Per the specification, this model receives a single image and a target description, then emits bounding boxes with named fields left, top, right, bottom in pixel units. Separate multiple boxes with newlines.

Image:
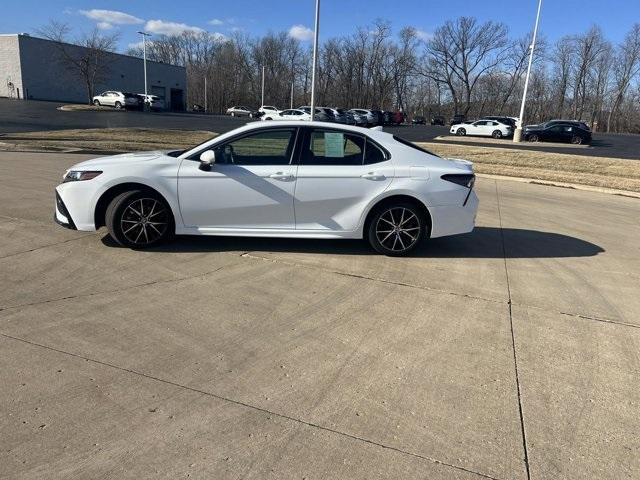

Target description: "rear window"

left=393, top=135, right=440, bottom=158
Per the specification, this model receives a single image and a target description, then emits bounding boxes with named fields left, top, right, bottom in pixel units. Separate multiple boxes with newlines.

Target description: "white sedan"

left=450, top=120, right=513, bottom=138
left=261, top=108, right=311, bottom=121
left=54, top=122, right=478, bottom=256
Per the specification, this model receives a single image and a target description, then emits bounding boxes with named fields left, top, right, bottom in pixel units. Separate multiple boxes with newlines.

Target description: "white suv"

left=92, top=91, right=140, bottom=110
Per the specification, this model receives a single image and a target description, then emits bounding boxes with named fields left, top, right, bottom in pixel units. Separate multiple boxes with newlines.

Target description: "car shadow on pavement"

left=101, top=226, right=604, bottom=259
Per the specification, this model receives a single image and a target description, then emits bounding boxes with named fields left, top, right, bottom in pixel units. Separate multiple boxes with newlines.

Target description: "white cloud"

left=415, top=29, right=433, bottom=41
left=96, top=22, right=113, bottom=30
left=127, top=40, right=146, bottom=50
left=211, top=32, right=228, bottom=42
left=145, top=19, right=205, bottom=36
left=288, top=24, right=314, bottom=41
left=79, top=9, right=143, bottom=25
left=209, top=18, right=224, bottom=26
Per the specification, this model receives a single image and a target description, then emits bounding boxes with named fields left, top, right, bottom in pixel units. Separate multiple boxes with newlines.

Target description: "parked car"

left=349, top=110, right=368, bottom=127
left=480, top=116, right=517, bottom=129
left=525, top=119, right=590, bottom=132
left=192, top=104, right=205, bottom=113
left=524, top=123, right=592, bottom=144
left=298, top=107, right=331, bottom=122
left=259, top=105, right=280, bottom=115
left=92, top=91, right=140, bottom=110
left=431, top=115, right=445, bottom=126
left=450, top=119, right=513, bottom=138
left=370, top=110, right=385, bottom=126
left=412, top=116, right=426, bottom=125
left=349, top=109, right=375, bottom=126
left=325, top=108, right=348, bottom=123
left=226, top=106, right=258, bottom=117
left=261, top=108, right=311, bottom=121
left=54, top=121, right=478, bottom=256
left=136, top=94, right=164, bottom=111
left=392, top=111, right=405, bottom=125
left=450, top=114, right=466, bottom=126
left=317, top=107, right=339, bottom=122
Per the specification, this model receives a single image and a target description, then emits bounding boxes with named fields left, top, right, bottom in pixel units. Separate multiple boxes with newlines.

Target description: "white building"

left=0, top=33, right=186, bottom=110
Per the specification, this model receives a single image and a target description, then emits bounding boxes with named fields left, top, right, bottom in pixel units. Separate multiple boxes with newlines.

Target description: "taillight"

left=441, top=173, right=475, bottom=188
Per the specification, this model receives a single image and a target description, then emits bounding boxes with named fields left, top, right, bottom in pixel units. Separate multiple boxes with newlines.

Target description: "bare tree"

left=607, top=24, right=640, bottom=131
left=423, top=17, right=509, bottom=115
left=38, top=21, right=119, bottom=103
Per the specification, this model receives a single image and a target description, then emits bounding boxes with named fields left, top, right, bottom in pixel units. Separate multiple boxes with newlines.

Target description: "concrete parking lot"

left=1, top=151, right=639, bottom=479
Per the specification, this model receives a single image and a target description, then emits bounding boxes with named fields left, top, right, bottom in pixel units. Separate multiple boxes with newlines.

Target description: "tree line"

left=40, top=17, right=640, bottom=133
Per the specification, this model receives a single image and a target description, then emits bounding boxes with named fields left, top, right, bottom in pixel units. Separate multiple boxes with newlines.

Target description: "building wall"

left=0, top=35, right=23, bottom=98
left=10, top=35, right=186, bottom=109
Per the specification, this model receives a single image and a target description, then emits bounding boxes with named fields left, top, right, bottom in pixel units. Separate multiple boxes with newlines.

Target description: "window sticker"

left=324, top=132, right=345, bottom=157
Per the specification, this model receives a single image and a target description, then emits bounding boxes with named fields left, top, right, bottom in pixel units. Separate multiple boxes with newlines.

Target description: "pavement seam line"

left=0, top=264, right=233, bottom=312
left=0, top=233, right=96, bottom=260
left=495, top=180, right=531, bottom=480
left=239, top=252, right=640, bottom=331
left=0, top=332, right=504, bottom=480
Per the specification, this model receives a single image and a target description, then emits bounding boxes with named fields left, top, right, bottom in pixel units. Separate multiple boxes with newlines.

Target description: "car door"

left=543, top=126, right=563, bottom=142
left=471, top=121, right=489, bottom=136
left=103, top=92, right=114, bottom=106
left=177, top=128, right=299, bottom=229
left=293, top=127, right=393, bottom=231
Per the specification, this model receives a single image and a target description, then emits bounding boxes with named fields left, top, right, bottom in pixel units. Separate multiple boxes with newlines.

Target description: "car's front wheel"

left=456, top=128, right=466, bottom=136
left=527, top=134, right=540, bottom=142
left=367, top=203, right=425, bottom=256
left=93, top=99, right=101, bottom=106
left=105, top=190, right=173, bottom=248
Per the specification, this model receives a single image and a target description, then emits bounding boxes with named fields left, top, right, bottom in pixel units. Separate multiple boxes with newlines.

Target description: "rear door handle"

left=361, top=172, right=386, bottom=180
left=269, top=172, right=294, bottom=181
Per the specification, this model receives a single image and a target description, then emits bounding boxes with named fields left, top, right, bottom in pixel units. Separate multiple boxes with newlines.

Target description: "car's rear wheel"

left=367, top=203, right=425, bottom=256
left=528, top=134, right=539, bottom=142
left=105, top=190, right=173, bottom=248
left=93, top=99, right=100, bottom=106
left=114, top=101, right=122, bottom=110
left=492, top=130, right=503, bottom=139
left=456, top=128, right=466, bottom=136
left=570, top=135, right=583, bottom=145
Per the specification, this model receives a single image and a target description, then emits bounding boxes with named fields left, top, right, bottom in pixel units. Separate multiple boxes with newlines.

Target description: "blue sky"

left=1, top=0, right=638, bottom=51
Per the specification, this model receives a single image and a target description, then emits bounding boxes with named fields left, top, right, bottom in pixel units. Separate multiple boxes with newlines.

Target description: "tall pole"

left=290, top=80, right=294, bottom=109
left=137, top=31, right=151, bottom=110
left=309, top=0, right=320, bottom=121
left=514, top=0, right=542, bottom=142
left=204, top=76, right=207, bottom=112
left=261, top=65, right=265, bottom=107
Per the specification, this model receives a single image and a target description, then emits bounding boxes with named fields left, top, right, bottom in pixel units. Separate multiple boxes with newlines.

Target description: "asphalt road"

left=1, top=98, right=638, bottom=159
left=1, top=151, right=639, bottom=479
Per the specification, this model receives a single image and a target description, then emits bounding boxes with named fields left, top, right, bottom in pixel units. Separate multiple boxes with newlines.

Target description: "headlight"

left=63, top=170, right=102, bottom=182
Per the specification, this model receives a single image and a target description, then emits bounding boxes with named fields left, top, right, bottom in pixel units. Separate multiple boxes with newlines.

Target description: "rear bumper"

left=429, top=191, right=479, bottom=238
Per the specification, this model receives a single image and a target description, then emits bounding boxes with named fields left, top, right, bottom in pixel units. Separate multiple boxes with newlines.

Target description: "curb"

left=476, top=173, right=640, bottom=199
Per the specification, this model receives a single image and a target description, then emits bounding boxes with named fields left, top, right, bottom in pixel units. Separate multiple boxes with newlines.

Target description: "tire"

left=265, top=117, right=273, bottom=120
left=93, top=99, right=100, bottom=106
left=492, top=130, right=503, bottom=139
left=456, top=128, right=466, bottom=136
left=528, top=134, right=539, bottom=142
left=570, top=136, right=583, bottom=145
left=114, top=101, right=122, bottom=110
left=105, top=190, right=174, bottom=248
left=367, top=202, right=426, bottom=256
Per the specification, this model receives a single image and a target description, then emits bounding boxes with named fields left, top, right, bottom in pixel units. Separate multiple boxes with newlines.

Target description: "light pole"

left=290, top=80, right=294, bottom=109
left=137, top=31, right=152, bottom=111
left=513, top=0, right=542, bottom=142
left=309, top=0, right=320, bottom=120
left=261, top=65, right=265, bottom=107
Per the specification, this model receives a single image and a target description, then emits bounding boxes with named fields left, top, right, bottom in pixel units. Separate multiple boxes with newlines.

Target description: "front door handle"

left=361, top=172, right=386, bottom=180
left=269, top=172, right=294, bottom=181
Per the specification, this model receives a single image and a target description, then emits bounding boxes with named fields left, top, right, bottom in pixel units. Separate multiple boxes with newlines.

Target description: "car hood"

left=68, top=151, right=166, bottom=170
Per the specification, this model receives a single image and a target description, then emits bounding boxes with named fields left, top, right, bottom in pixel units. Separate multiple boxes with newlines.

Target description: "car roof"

left=238, top=120, right=393, bottom=140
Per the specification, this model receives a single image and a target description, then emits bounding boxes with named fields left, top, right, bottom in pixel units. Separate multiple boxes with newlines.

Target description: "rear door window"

left=302, top=130, right=365, bottom=165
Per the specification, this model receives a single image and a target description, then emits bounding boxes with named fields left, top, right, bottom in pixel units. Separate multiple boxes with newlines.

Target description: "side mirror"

left=199, top=150, right=216, bottom=171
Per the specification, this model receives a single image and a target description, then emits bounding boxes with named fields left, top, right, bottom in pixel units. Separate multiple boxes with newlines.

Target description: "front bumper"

left=54, top=191, right=77, bottom=230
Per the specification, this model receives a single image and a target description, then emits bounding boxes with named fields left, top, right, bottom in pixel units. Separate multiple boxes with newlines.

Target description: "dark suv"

left=431, top=115, right=445, bottom=126
left=450, top=114, right=466, bottom=126
left=524, top=123, right=592, bottom=145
